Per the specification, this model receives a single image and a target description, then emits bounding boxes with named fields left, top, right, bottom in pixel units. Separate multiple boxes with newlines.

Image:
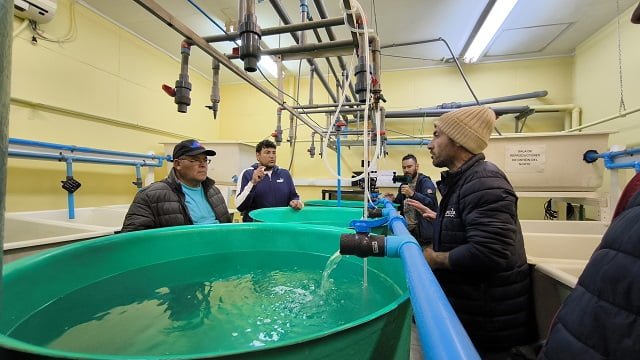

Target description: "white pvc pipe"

left=529, top=104, right=581, bottom=130
left=563, top=106, right=640, bottom=133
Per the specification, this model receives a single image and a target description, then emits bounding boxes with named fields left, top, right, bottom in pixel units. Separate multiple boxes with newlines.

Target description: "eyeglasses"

left=179, top=158, right=211, bottom=165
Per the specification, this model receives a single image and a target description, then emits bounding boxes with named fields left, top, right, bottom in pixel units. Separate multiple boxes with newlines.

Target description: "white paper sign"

left=505, top=145, right=546, bottom=173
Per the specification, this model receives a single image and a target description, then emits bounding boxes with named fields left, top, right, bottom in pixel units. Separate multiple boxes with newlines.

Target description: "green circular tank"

left=305, top=199, right=399, bottom=209
left=249, top=206, right=366, bottom=227
left=0, top=223, right=410, bottom=359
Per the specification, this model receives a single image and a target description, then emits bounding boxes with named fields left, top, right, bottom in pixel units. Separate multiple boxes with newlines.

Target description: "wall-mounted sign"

left=505, top=145, right=546, bottom=173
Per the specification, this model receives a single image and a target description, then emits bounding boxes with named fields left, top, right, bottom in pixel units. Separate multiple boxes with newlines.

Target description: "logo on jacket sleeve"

left=444, top=207, right=457, bottom=218
left=276, top=178, right=284, bottom=183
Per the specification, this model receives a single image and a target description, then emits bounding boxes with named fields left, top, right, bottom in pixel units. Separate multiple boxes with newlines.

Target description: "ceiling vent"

left=486, top=23, right=571, bottom=56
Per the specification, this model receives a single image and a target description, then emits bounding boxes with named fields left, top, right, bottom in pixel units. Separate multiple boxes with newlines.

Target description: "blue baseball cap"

left=172, top=139, right=216, bottom=161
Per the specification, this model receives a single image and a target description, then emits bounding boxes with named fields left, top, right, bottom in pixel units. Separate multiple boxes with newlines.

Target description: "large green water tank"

left=0, top=223, right=410, bottom=359
left=304, top=199, right=400, bottom=209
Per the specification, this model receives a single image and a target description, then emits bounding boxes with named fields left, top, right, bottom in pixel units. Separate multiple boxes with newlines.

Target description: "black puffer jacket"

left=538, top=190, right=640, bottom=359
left=433, top=154, right=534, bottom=352
left=121, top=169, right=231, bottom=232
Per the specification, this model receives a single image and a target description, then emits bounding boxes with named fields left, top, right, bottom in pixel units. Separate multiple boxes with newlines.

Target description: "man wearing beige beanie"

left=423, top=106, right=535, bottom=358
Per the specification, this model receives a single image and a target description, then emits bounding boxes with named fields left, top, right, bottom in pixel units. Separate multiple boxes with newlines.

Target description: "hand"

left=422, top=208, right=437, bottom=221
left=405, top=199, right=437, bottom=221
left=400, top=185, right=414, bottom=198
left=251, top=166, right=266, bottom=185
left=289, top=199, right=304, bottom=210
left=383, top=193, right=395, bottom=201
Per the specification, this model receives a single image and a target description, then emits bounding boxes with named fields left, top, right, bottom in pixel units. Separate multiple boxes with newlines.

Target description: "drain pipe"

left=340, top=201, right=480, bottom=360
left=209, top=59, right=221, bottom=119
left=1, top=0, right=14, bottom=292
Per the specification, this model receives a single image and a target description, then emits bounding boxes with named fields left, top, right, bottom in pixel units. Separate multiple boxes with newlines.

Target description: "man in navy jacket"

left=391, top=154, right=438, bottom=245
left=235, top=140, right=303, bottom=222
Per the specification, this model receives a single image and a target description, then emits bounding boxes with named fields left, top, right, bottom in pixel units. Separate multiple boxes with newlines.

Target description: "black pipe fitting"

left=367, top=208, right=383, bottom=218
left=354, top=60, right=370, bottom=103
left=340, top=233, right=386, bottom=258
left=174, top=75, right=192, bottom=113
left=239, top=19, right=262, bottom=72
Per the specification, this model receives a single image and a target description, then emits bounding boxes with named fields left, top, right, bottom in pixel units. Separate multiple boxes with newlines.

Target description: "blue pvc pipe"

left=8, top=149, right=165, bottom=167
left=65, top=159, right=75, bottom=220
left=9, top=138, right=170, bottom=161
left=386, top=139, right=431, bottom=146
left=585, top=147, right=640, bottom=162
left=379, top=200, right=480, bottom=360
left=604, top=160, right=640, bottom=172
left=8, top=149, right=165, bottom=219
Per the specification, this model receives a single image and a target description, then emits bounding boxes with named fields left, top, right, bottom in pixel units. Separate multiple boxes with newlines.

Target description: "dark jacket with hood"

left=538, top=184, right=640, bottom=359
left=433, top=153, right=534, bottom=352
left=121, top=169, right=231, bottom=232
left=393, top=172, right=438, bottom=245
left=236, top=164, right=300, bottom=222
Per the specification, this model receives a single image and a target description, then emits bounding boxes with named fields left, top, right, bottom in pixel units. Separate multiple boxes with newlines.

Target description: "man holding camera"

left=389, top=154, right=438, bottom=245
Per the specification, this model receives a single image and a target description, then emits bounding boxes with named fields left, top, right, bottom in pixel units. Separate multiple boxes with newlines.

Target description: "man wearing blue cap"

left=122, top=139, right=232, bottom=232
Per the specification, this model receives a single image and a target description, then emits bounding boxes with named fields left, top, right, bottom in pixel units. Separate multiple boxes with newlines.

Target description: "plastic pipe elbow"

left=385, top=235, right=420, bottom=258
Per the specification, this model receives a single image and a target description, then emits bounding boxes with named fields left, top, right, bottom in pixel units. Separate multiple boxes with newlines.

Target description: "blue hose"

left=379, top=199, right=480, bottom=360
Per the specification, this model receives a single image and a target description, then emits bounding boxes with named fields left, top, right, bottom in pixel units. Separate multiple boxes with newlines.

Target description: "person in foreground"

left=423, top=106, right=535, bottom=358
left=537, top=173, right=640, bottom=359
left=235, top=139, right=303, bottom=222
left=121, top=139, right=232, bottom=232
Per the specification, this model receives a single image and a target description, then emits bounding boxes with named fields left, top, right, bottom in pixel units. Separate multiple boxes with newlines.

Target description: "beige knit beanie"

left=433, top=106, right=496, bottom=154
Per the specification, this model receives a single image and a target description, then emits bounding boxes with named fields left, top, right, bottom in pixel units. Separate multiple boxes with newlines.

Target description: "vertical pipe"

left=309, top=65, right=315, bottom=104
left=336, top=132, right=342, bottom=206
left=369, top=34, right=381, bottom=97
left=1, top=0, right=14, bottom=292
left=299, top=0, right=308, bottom=45
left=210, top=59, right=220, bottom=119
left=175, top=41, right=192, bottom=113
left=135, top=165, right=143, bottom=189
left=66, top=160, right=76, bottom=219
left=273, top=56, right=284, bottom=145
left=238, top=0, right=261, bottom=72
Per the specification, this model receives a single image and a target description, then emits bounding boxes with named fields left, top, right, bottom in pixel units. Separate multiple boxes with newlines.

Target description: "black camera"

left=392, top=171, right=412, bottom=184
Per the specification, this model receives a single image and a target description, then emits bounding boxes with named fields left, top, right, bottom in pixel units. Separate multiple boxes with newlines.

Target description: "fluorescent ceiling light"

left=463, top=0, right=518, bottom=63
left=259, top=56, right=279, bottom=77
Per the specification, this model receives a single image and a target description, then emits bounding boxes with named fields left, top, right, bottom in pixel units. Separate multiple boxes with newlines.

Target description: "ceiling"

left=78, top=0, right=639, bottom=85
